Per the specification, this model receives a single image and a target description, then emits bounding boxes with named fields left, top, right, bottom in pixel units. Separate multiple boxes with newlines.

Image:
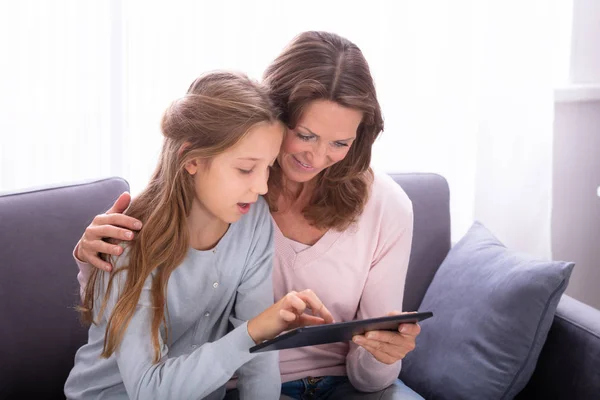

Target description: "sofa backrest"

left=390, top=173, right=451, bottom=312
left=0, top=173, right=451, bottom=398
left=0, top=178, right=129, bottom=399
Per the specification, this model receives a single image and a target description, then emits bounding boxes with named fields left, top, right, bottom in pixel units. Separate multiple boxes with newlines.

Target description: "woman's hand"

left=247, top=289, right=334, bottom=344
left=352, top=311, right=421, bottom=364
left=75, top=192, right=142, bottom=271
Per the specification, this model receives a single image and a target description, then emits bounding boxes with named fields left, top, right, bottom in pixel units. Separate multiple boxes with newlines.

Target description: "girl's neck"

left=187, top=201, right=229, bottom=251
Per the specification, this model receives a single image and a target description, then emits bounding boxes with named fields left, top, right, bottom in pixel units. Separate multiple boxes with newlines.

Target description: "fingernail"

left=125, top=231, right=133, bottom=239
left=353, top=337, right=364, bottom=345
left=366, top=332, right=375, bottom=340
left=134, top=222, right=142, bottom=229
left=400, top=325, right=408, bottom=333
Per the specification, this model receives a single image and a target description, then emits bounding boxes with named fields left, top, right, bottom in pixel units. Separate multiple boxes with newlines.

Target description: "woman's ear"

left=178, top=142, right=192, bottom=157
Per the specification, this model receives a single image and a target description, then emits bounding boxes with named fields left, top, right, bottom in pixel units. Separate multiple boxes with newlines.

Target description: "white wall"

left=552, top=0, right=600, bottom=309
left=552, top=100, right=600, bottom=310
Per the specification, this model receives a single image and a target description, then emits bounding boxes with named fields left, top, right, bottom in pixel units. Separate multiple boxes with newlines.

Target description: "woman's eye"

left=238, top=169, right=253, bottom=174
left=296, top=132, right=313, bottom=141
left=333, top=142, right=349, bottom=148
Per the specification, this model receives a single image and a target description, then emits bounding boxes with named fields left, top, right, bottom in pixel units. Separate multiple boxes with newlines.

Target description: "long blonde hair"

left=79, top=71, right=281, bottom=362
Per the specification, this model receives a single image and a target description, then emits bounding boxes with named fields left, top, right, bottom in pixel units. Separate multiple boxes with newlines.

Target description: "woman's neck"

left=187, top=201, right=229, bottom=251
left=279, top=175, right=316, bottom=211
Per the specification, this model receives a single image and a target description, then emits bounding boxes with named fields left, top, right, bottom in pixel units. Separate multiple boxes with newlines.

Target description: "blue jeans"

left=280, top=376, right=423, bottom=400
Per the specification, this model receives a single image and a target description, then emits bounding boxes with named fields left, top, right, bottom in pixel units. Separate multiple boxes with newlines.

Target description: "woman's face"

left=278, top=99, right=363, bottom=184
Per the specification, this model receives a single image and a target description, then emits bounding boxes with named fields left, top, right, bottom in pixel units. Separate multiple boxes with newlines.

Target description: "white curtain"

left=0, top=0, right=566, bottom=259
left=0, top=1, right=115, bottom=190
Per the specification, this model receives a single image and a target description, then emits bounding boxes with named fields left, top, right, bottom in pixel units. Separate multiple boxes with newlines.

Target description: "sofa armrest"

left=517, top=294, right=600, bottom=399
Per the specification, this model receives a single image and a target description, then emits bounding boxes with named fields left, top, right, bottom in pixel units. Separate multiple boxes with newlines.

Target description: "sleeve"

left=73, top=244, right=95, bottom=300
left=346, top=179, right=414, bottom=392
left=228, top=200, right=281, bottom=399
left=99, top=251, right=261, bottom=400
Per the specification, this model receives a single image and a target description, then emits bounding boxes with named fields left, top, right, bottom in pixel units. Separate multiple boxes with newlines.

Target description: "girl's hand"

left=247, top=289, right=334, bottom=344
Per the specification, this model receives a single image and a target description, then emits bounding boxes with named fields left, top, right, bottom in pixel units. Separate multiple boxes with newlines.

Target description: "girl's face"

left=278, top=99, right=363, bottom=184
left=185, top=121, right=284, bottom=223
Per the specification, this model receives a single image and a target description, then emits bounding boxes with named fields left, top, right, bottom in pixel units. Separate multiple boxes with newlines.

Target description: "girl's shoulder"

left=227, top=196, right=273, bottom=247
left=108, top=241, right=132, bottom=268
left=238, top=196, right=271, bottom=228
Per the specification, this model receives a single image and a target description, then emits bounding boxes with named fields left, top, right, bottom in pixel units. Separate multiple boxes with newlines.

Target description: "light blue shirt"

left=64, top=197, right=280, bottom=400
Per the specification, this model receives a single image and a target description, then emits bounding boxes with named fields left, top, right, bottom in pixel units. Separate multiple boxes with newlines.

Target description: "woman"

left=74, top=32, right=422, bottom=399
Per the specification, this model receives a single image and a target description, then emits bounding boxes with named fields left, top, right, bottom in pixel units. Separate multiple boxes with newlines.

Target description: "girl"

left=64, top=71, right=333, bottom=400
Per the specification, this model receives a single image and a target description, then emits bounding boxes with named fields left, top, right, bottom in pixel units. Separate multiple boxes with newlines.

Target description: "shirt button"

left=204, top=312, right=211, bottom=317
left=213, top=282, right=219, bottom=288
left=191, top=344, right=198, bottom=349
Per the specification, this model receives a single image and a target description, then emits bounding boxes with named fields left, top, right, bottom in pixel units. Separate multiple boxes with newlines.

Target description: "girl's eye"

left=238, top=169, right=253, bottom=174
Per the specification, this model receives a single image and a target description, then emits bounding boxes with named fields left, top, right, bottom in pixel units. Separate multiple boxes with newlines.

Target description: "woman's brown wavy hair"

left=263, top=31, right=384, bottom=230
left=79, top=71, right=281, bottom=362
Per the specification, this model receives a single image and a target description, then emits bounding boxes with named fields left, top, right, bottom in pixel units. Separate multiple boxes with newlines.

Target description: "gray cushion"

left=0, top=178, right=129, bottom=400
left=389, top=173, right=451, bottom=312
left=400, top=222, right=574, bottom=400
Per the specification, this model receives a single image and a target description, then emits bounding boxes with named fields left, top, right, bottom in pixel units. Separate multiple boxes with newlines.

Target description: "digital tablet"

left=249, top=311, right=433, bottom=353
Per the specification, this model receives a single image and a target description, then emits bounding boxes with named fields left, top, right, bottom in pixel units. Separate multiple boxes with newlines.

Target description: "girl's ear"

left=180, top=142, right=197, bottom=175
left=184, top=158, right=199, bottom=176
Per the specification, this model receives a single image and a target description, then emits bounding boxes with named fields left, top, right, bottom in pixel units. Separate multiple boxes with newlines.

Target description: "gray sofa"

left=1, top=174, right=599, bottom=399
